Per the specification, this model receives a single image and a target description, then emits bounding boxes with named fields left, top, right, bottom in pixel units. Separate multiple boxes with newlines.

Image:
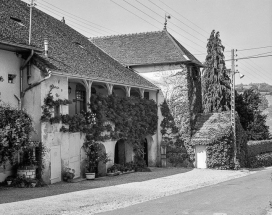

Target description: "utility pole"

left=28, top=0, right=35, bottom=45
left=230, top=49, right=237, bottom=165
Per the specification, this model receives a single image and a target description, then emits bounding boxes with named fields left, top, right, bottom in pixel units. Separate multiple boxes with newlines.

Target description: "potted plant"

left=84, top=140, right=110, bottom=180
left=63, top=168, right=75, bottom=182
left=6, top=176, right=14, bottom=186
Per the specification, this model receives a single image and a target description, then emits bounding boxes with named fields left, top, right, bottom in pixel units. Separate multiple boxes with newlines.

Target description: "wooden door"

left=51, top=146, right=61, bottom=183
left=196, top=145, right=207, bottom=168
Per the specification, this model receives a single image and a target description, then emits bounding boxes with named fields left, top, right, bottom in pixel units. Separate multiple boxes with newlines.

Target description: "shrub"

left=0, top=104, right=35, bottom=165
left=247, top=140, right=272, bottom=157
left=248, top=152, right=272, bottom=168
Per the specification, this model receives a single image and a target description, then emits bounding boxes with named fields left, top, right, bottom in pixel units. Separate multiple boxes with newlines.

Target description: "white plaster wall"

left=23, top=65, right=42, bottom=141
left=41, top=122, right=86, bottom=184
left=0, top=49, right=22, bottom=107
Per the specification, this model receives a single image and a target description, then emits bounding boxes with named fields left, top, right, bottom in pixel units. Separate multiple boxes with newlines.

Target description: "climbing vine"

left=160, top=100, right=188, bottom=166
left=42, top=92, right=158, bottom=154
left=0, top=104, right=36, bottom=165
left=40, top=84, right=71, bottom=122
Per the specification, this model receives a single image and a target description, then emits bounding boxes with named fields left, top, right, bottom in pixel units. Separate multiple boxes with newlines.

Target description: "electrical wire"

left=147, top=0, right=208, bottom=40
left=122, top=0, right=205, bottom=52
left=158, top=0, right=210, bottom=35
left=135, top=0, right=207, bottom=45
left=40, top=0, right=120, bottom=34
left=110, top=0, right=160, bottom=30
left=225, top=54, right=272, bottom=61
left=237, top=46, right=272, bottom=52
left=37, top=4, right=104, bottom=36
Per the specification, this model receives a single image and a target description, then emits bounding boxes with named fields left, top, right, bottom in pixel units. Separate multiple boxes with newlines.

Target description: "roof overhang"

left=52, top=71, right=160, bottom=91
left=0, top=40, right=43, bottom=53
left=126, top=60, right=203, bottom=68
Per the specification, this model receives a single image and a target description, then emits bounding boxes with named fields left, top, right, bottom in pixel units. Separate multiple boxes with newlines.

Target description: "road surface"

left=98, top=168, right=272, bottom=215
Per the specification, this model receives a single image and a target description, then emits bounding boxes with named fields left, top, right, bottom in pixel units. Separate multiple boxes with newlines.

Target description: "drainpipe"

left=156, top=89, right=161, bottom=166
left=22, top=69, right=52, bottom=98
left=20, top=50, right=34, bottom=109
left=14, top=94, right=21, bottom=109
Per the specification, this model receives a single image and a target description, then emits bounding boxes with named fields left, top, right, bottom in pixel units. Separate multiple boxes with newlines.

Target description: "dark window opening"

left=144, top=92, right=149, bottom=100
left=8, top=74, right=16, bottom=84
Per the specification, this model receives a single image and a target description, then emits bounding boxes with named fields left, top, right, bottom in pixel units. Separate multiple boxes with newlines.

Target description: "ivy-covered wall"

left=157, top=64, right=202, bottom=166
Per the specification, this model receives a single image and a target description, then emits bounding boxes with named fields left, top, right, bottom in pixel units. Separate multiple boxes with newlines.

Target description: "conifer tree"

left=202, top=30, right=231, bottom=113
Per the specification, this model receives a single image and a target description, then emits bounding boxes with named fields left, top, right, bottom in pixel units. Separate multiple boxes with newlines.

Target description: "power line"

left=39, top=0, right=120, bottom=34
left=135, top=0, right=207, bottom=45
left=225, top=54, right=272, bottom=61
left=158, top=0, right=210, bottom=35
left=37, top=4, right=105, bottom=36
left=110, top=0, right=160, bottom=30
left=147, top=0, right=208, bottom=40
left=122, top=0, right=205, bottom=52
left=237, top=45, right=272, bottom=52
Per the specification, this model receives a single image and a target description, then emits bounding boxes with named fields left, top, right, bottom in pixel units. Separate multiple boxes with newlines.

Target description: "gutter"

left=20, top=50, right=34, bottom=109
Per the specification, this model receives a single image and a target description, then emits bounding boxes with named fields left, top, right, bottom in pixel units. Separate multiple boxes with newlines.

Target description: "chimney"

left=44, top=38, right=48, bottom=57
left=61, top=17, right=65, bottom=24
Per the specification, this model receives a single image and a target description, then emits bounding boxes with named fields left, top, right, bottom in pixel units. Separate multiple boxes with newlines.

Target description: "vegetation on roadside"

left=235, top=88, right=271, bottom=140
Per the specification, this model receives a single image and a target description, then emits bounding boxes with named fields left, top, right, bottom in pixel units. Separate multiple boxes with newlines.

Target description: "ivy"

left=41, top=84, right=71, bottom=122
left=89, top=94, right=158, bottom=148
left=160, top=100, right=188, bottom=166
left=0, top=104, right=36, bottom=165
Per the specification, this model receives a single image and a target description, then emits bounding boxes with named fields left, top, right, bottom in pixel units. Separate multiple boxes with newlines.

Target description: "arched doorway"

left=114, top=139, right=125, bottom=165
left=143, top=138, right=148, bottom=166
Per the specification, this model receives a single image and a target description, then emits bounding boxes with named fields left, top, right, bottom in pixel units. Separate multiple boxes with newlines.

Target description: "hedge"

left=248, top=152, right=272, bottom=168
left=247, top=140, right=272, bottom=157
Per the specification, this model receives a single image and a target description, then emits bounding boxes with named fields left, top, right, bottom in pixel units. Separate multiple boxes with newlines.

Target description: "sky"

left=23, top=0, right=272, bottom=85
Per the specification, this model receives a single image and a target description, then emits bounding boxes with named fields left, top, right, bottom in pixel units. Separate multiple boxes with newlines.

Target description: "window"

left=8, top=74, right=16, bottom=83
left=144, top=92, right=149, bottom=100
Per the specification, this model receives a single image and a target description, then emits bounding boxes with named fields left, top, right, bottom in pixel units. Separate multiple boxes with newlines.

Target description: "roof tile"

left=91, top=30, right=203, bottom=66
left=0, top=0, right=157, bottom=89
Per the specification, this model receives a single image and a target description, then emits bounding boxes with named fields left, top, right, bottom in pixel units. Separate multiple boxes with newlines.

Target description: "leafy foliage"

left=248, top=152, right=272, bottom=168
left=84, top=140, right=110, bottom=173
left=160, top=100, right=188, bottom=166
left=247, top=140, right=272, bottom=157
left=202, top=30, right=231, bottom=113
left=89, top=94, right=158, bottom=148
left=0, top=104, right=35, bottom=165
left=235, top=88, right=270, bottom=140
left=41, top=84, right=71, bottom=122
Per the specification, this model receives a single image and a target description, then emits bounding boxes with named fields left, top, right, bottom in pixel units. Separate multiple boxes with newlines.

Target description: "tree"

left=235, top=88, right=270, bottom=140
left=202, top=30, right=231, bottom=113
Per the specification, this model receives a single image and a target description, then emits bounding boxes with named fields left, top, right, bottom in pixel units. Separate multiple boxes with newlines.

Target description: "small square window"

left=8, top=74, right=16, bottom=84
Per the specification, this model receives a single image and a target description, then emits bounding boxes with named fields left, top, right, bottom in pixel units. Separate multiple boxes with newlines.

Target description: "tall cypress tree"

left=202, top=30, right=231, bottom=113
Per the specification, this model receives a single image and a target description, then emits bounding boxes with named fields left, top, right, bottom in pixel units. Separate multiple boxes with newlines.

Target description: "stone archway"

left=114, top=139, right=133, bottom=165
left=114, top=139, right=125, bottom=165
left=144, top=135, right=154, bottom=167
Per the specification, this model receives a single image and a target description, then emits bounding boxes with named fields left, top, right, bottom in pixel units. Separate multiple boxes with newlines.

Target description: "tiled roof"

left=191, top=112, right=232, bottom=145
left=91, top=30, right=203, bottom=67
left=0, top=0, right=157, bottom=89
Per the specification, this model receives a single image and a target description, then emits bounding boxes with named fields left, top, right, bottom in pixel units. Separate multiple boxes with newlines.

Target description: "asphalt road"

left=98, top=168, right=272, bottom=215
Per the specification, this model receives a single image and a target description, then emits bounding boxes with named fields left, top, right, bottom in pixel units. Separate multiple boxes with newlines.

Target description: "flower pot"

left=85, top=172, right=95, bottom=180
left=7, top=181, right=12, bottom=186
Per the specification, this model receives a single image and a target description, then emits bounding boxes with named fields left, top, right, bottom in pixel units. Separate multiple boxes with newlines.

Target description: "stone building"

left=0, top=0, right=160, bottom=183
left=92, top=30, right=203, bottom=165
